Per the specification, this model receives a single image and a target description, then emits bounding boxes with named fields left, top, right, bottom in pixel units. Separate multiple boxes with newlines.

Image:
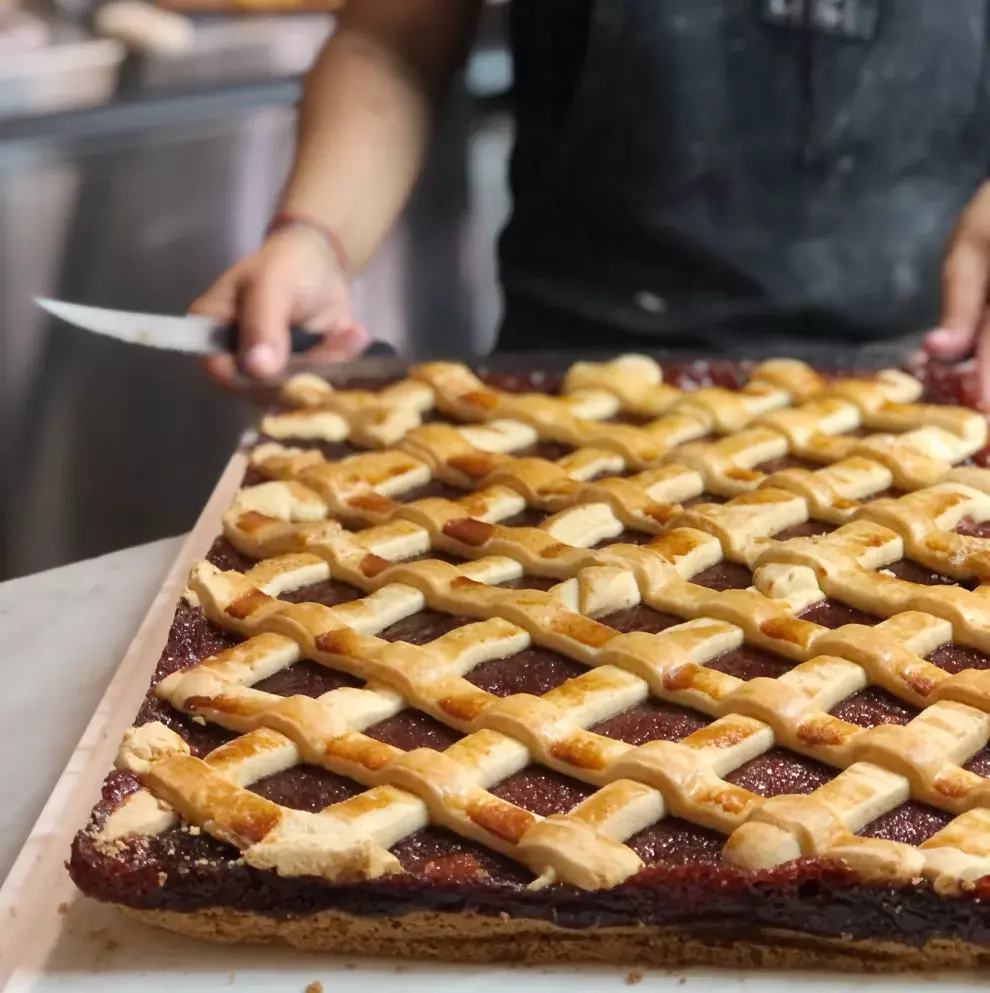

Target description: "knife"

left=35, top=297, right=395, bottom=360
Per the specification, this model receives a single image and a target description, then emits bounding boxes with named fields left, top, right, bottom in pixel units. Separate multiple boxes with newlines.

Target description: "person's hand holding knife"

left=190, top=218, right=369, bottom=386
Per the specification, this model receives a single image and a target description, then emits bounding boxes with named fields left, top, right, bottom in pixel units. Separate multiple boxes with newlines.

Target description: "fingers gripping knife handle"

left=219, top=325, right=324, bottom=356
left=220, top=326, right=396, bottom=374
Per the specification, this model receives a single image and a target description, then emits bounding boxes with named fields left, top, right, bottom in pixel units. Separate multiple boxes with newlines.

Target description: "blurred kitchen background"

left=0, top=0, right=512, bottom=580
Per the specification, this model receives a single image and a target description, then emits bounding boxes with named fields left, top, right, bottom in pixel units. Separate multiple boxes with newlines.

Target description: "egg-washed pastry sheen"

left=69, top=353, right=990, bottom=971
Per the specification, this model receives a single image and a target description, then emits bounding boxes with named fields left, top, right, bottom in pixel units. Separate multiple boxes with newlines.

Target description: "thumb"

left=238, top=273, right=293, bottom=379
left=927, top=239, right=988, bottom=359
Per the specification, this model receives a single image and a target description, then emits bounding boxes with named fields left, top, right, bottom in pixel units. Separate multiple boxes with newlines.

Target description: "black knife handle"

left=288, top=326, right=326, bottom=353
left=220, top=324, right=324, bottom=354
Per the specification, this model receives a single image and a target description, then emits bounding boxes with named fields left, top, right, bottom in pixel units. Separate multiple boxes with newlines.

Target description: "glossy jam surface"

left=68, top=356, right=990, bottom=945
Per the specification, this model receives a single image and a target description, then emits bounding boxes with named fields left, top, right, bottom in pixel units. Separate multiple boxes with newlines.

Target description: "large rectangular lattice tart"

left=69, top=353, right=990, bottom=971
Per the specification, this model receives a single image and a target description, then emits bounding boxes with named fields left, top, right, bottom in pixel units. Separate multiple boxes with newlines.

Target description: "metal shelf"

left=0, top=2, right=510, bottom=128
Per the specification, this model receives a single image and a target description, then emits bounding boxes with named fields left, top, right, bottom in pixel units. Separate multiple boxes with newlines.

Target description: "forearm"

left=279, top=5, right=479, bottom=272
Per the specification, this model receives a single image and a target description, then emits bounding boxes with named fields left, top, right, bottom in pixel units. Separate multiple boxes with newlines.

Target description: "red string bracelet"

left=266, top=212, right=350, bottom=273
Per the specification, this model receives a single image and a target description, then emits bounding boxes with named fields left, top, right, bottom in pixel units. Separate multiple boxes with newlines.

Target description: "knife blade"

left=35, top=296, right=325, bottom=356
left=35, top=297, right=395, bottom=358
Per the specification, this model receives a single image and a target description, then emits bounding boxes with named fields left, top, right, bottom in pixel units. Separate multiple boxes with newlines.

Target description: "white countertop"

left=0, top=536, right=182, bottom=883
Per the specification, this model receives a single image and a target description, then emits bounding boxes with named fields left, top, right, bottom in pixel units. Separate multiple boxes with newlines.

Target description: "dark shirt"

left=498, top=0, right=990, bottom=350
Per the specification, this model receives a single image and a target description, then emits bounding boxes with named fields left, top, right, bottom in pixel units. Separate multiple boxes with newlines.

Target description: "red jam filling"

left=69, top=357, right=990, bottom=947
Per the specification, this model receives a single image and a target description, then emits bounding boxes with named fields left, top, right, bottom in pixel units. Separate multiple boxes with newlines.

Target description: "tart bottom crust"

left=119, top=905, right=990, bottom=972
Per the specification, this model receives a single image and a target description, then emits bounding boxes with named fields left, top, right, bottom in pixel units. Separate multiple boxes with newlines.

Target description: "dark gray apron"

left=498, top=0, right=990, bottom=351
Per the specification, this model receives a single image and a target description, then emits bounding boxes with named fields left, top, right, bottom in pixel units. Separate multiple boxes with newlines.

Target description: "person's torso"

left=500, top=0, right=990, bottom=345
